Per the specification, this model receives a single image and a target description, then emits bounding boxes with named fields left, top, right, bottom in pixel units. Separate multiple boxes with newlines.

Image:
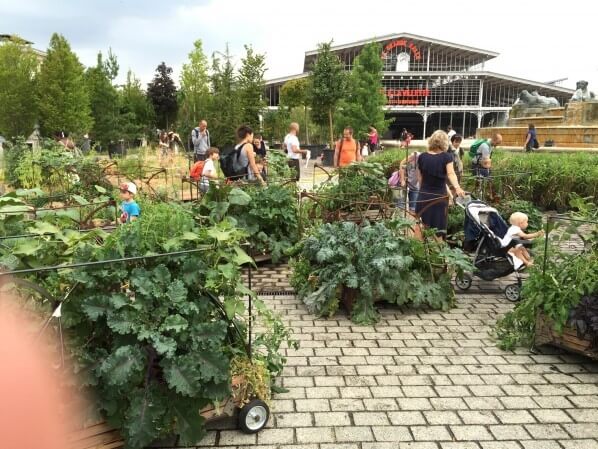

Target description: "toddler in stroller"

left=455, top=199, right=539, bottom=301
left=501, top=212, right=544, bottom=268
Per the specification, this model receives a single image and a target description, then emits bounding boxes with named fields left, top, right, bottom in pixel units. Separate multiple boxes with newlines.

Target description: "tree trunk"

left=328, top=108, right=333, bottom=150
left=304, top=106, right=310, bottom=145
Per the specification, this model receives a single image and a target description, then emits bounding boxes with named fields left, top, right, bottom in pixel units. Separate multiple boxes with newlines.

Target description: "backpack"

left=220, top=144, right=248, bottom=179
left=336, top=138, right=360, bottom=166
left=468, top=138, right=489, bottom=163
left=189, top=160, right=205, bottom=180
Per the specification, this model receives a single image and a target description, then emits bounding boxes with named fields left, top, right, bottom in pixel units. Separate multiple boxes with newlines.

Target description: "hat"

left=119, top=182, right=137, bottom=195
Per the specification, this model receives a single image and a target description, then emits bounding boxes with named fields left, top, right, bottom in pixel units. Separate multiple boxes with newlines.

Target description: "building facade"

left=265, top=33, right=573, bottom=139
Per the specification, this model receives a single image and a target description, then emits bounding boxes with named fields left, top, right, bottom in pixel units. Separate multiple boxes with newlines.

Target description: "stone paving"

left=192, top=264, right=598, bottom=449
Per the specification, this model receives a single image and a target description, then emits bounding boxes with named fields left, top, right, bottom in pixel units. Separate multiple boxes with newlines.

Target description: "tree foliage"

left=308, top=42, right=346, bottom=148
left=207, top=45, right=240, bottom=147
left=147, top=62, right=178, bottom=130
left=0, top=37, right=39, bottom=138
left=335, top=42, right=390, bottom=139
left=36, top=33, right=92, bottom=137
left=179, top=40, right=210, bottom=142
left=85, top=52, right=120, bottom=146
left=119, top=70, right=155, bottom=142
left=237, top=45, right=266, bottom=130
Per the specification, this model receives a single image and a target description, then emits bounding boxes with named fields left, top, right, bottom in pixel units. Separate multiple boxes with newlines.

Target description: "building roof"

left=303, top=32, right=498, bottom=72
left=0, top=34, right=34, bottom=45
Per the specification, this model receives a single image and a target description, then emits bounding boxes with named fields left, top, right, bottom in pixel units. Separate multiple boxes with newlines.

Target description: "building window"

left=396, top=52, right=410, bottom=72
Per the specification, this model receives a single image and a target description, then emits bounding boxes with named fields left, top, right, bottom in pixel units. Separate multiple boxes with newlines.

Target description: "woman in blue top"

left=524, top=123, right=538, bottom=152
left=415, top=130, right=465, bottom=239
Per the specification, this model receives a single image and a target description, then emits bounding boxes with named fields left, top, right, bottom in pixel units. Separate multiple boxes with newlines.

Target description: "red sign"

left=382, top=87, right=430, bottom=106
left=380, top=39, right=422, bottom=61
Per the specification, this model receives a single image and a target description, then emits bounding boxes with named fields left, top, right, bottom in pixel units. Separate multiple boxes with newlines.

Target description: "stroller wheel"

left=504, top=284, right=521, bottom=302
left=455, top=273, right=473, bottom=291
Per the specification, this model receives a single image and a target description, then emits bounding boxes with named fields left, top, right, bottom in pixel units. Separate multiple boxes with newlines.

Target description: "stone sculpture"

left=513, top=90, right=560, bottom=108
left=571, top=80, right=596, bottom=102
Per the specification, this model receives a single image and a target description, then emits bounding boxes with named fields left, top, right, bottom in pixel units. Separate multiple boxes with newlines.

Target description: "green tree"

left=335, top=42, right=390, bottom=140
left=37, top=33, right=92, bottom=137
left=237, top=45, right=266, bottom=130
left=308, top=42, right=346, bottom=148
left=0, top=37, right=39, bottom=138
left=280, top=78, right=310, bottom=143
left=119, top=70, right=155, bottom=142
left=147, top=62, right=178, bottom=130
left=179, top=39, right=210, bottom=141
left=85, top=51, right=120, bottom=146
left=207, top=45, right=240, bottom=147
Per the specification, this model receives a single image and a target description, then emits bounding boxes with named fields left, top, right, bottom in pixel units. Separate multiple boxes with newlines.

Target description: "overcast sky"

left=1, top=0, right=597, bottom=91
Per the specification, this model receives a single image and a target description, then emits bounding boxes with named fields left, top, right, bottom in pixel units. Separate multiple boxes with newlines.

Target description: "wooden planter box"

left=69, top=421, right=123, bottom=449
left=535, top=312, right=598, bottom=360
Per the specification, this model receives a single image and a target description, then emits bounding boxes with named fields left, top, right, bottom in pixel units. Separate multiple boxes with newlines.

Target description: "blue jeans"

left=408, top=189, right=418, bottom=211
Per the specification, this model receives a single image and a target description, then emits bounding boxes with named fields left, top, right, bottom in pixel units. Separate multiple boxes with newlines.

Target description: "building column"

left=422, top=112, right=428, bottom=140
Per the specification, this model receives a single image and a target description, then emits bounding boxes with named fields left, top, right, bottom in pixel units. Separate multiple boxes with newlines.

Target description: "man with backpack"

left=334, top=127, right=362, bottom=168
left=469, top=133, right=502, bottom=199
left=191, top=120, right=210, bottom=162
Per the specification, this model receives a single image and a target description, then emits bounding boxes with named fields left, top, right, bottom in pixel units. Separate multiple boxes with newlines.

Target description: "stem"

left=328, top=108, right=334, bottom=150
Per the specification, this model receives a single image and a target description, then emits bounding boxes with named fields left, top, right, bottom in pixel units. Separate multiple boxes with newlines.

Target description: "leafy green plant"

left=290, top=219, right=472, bottom=324
left=495, top=199, right=543, bottom=231
left=198, top=183, right=299, bottom=262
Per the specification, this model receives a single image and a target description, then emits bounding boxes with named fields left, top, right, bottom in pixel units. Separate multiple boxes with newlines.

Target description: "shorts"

left=471, top=165, right=490, bottom=177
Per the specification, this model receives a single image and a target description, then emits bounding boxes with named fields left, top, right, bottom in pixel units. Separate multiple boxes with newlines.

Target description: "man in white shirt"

left=284, top=122, right=307, bottom=181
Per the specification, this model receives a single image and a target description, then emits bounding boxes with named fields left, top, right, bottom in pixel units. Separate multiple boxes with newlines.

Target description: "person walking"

left=191, top=120, right=210, bottom=162
left=447, top=134, right=464, bottom=182
left=524, top=124, right=539, bottom=152
left=334, top=127, right=362, bottom=168
left=235, top=125, right=266, bottom=186
left=284, top=122, right=307, bottom=180
left=415, top=130, right=465, bottom=239
left=367, top=126, right=379, bottom=154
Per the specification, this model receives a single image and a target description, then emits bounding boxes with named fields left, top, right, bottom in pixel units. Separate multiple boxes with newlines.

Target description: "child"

left=500, top=212, right=544, bottom=267
left=200, top=147, right=220, bottom=193
left=119, top=182, right=140, bottom=223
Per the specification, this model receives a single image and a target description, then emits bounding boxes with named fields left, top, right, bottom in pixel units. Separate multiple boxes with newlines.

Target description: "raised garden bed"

left=535, top=312, right=598, bottom=360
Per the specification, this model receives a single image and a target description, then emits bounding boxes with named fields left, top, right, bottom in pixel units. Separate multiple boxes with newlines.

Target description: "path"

left=186, top=264, right=598, bottom=449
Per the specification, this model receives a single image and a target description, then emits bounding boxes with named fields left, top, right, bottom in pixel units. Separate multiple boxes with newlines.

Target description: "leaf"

left=207, top=227, right=234, bottom=242
left=161, top=314, right=188, bottom=333
left=152, top=264, right=171, bottom=285
left=233, top=246, right=255, bottom=267
left=99, top=345, right=145, bottom=386
left=71, top=194, right=90, bottom=205
left=10, top=239, right=42, bottom=256
left=106, top=310, right=136, bottom=335
left=167, top=280, right=187, bottom=304
left=151, top=334, right=177, bottom=356
left=218, top=262, right=237, bottom=280
left=223, top=298, right=245, bottom=319
left=181, top=231, right=200, bottom=241
left=162, top=357, right=200, bottom=396
left=28, top=221, right=60, bottom=235
left=94, top=185, right=107, bottom=194
left=197, top=351, right=229, bottom=383
left=228, top=187, right=252, bottom=206
left=81, top=295, right=110, bottom=320
left=173, top=399, right=206, bottom=446
left=123, top=389, right=164, bottom=449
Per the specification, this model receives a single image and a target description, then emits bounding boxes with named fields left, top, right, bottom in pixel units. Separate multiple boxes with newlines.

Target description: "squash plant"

left=290, top=219, right=472, bottom=324
left=3, top=201, right=295, bottom=448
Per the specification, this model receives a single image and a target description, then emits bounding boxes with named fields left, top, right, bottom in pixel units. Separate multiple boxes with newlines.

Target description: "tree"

left=179, top=39, right=210, bottom=141
left=147, top=62, right=178, bottom=130
left=85, top=51, right=120, bottom=146
left=335, top=42, right=390, bottom=140
left=119, top=70, right=155, bottom=142
left=0, top=36, right=39, bottom=138
left=280, top=78, right=310, bottom=143
left=308, top=42, right=346, bottom=148
left=207, top=45, right=240, bottom=147
left=37, top=33, right=92, bottom=137
left=237, top=45, right=266, bottom=130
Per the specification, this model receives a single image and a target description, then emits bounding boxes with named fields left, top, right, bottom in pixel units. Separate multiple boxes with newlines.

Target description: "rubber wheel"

left=505, top=284, right=521, bottom=302
left=455, top=274, right=472, bottom=291
left=238, top=399, right=269, bottom=433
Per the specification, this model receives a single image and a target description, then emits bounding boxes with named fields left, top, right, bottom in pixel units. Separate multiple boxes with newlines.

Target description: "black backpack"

left=220, top=144, right=248, bottom=180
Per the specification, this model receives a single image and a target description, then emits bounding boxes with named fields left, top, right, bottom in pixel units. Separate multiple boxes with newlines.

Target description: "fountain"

left=478, top=80, right=598, bottom=149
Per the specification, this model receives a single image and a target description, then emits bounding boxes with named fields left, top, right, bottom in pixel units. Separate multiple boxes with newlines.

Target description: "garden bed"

left=535, top=312, right=598, bottom=360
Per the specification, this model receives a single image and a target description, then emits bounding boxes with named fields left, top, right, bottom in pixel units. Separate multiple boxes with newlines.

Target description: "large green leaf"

left=99, top=345, right=145, bottom=386
left=167, top=280, right=187, bottom=304
left=10, top=239, right=42, bottom=256
left=162, top=357, right=200, bottom=396
left=207, top=227, right=234, bottom=242
left=106, top=310, right=136, bottom=335
left=123, top=389, right=164, bottom=449
left=151, top=335, right=177, bottom=356
left=223, top=297, right=245, bottom=319
left=173, top=399, right=206, bottom=446
left=197, top=351, right=229, bottom=383
left=233, top=246, right=255, bottom=267
left=81, top=295, right=110, bottom=320
left=161, top=314, right=188, bottom=333
left=228, top=187, right=252, bottom=206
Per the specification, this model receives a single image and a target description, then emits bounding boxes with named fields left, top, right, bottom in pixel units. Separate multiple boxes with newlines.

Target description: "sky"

left=1, top=0, right=597, bottom=91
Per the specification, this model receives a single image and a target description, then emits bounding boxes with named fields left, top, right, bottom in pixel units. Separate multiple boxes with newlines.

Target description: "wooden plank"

left=535, top=313, right=598, bottom=360
left=70, top=423, right=115, bottom=442
left=70, top=430, right=123, bottom=449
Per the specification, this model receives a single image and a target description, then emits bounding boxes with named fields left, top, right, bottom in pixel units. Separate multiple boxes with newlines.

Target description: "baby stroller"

left=454, top=198, right=532, bottom=301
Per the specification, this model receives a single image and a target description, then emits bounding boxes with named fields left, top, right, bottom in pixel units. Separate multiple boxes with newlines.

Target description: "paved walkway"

left=192, top=264, right=598, bottom=449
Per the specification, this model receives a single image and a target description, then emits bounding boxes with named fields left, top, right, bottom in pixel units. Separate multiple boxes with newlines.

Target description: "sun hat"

left=119, top=182, right=137, bottom=195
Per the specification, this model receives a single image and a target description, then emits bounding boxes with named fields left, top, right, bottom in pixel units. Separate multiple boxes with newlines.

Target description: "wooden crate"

left=69, top=421, right=123, bottom=449
left=535, top=313, right=598, bottom=360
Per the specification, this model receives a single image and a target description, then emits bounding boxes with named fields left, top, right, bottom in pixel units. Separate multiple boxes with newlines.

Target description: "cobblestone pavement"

left=191, top=264, right=598, bottom=449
